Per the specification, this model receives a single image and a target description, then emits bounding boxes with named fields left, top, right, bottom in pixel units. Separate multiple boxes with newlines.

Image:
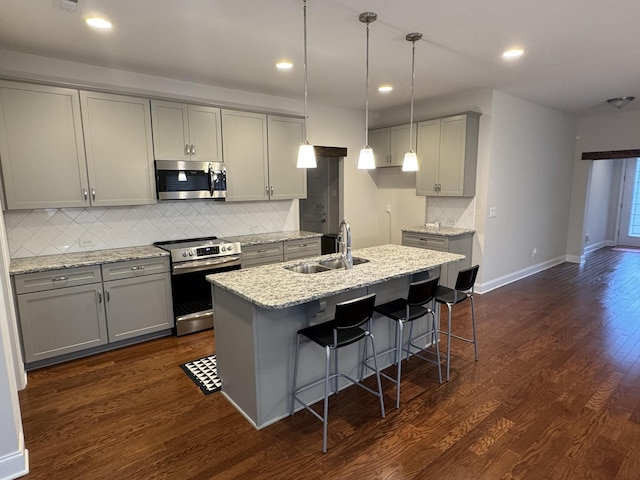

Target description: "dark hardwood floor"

left=18, top=247, right=640, bottom=479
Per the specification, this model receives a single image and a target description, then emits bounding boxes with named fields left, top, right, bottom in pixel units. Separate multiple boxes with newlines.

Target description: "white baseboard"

left=476, top=255, right=566, bottom=294
left=0, top=433, right=28, bottom=480
left=584, top=239, right=614, bottom=254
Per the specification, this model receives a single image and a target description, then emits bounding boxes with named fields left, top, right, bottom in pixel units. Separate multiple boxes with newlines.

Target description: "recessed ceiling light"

left=378, top=85, right=393, bottom=93
left=502, top=48, right=524, bottom=59
left=85, top=17, right=112, bottom=29
left=276, top=61, right=293, bottom=70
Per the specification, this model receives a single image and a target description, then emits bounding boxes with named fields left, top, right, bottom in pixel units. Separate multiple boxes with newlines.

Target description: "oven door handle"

left=172, top=256, right=241, bottom=274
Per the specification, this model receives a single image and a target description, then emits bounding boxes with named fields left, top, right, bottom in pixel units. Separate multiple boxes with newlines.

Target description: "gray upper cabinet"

left=80, top=91, right=156, bottom=206
left=222, top=110, right=270, bottom=201
left=369, top=124, right=416, bottom=168
left=416, top=113, right=480, bottom=197
left=0, top=81, right=89, bottom=209
left=267, top=115, right=306, bottom=200
left=150, top=100, right=222, bottom=162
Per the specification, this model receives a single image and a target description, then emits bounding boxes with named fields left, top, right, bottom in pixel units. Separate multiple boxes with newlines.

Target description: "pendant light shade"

left=402, top=32, right=422, bottom=172
left=297, top=0, right=316, bottom=168
left=357, top=12, right=377, bottom=170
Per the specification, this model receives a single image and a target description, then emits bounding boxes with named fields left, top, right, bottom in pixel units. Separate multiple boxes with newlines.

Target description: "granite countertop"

left=222, top=230, right=323, bottom=246
left=9, top=246, right=169, bottom=275
left=207, top=244, right=464, bottom=310
left=402, top=226, right=475, bottom=237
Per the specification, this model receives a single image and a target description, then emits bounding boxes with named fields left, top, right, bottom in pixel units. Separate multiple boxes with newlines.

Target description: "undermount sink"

left=284, top=257, right=370, bottom=274
left=318, top=257, right=370, bottom=269
left=285, top=264, right=332, bottom=274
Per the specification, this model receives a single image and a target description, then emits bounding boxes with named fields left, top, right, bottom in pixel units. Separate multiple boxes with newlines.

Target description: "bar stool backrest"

left=334, top=293, right=376, bottom=330
left=407, top=277, right=440, bottom=307
left=454, top=265, right=480, bottom=292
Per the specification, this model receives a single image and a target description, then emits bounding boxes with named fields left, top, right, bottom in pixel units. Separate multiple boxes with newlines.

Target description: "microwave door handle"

left=208, top=163, right=215, bottom=197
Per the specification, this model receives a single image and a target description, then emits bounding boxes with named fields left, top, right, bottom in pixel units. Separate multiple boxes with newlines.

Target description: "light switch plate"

left=489, top=207, right=497, bottom=218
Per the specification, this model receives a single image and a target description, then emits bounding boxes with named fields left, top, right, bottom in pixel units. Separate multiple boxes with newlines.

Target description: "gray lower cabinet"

left=102, top=257, right=173, bottom=342
left=241, top=238, right=322, bottom=268
left=241, top=242, right=284, bottom=268
left=15, top=266, right=108, bottom=363
left=402, top=232, right=472, bottom=288
left=14, top=257, right=173, bottom=367
left=283, top=237, right=321, bottom=261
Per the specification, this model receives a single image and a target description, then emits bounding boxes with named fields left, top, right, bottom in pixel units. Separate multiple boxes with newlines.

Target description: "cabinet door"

left=222, top=110, right=269, bottom=201
left=81, top=91, right=156, bottom=206
left=0, top=81, right=89, bottom=209
left=150, top=100, right=190, bottom=160
left=188, top=105, right=222, bottom=163
left=390, top=124, right=416, bottom=167
left=17, top=284, right=107, bottom=363
left=438, top=115, right=467, bottom=196
left=416, top=119, right=441, bottom=195
left=369, top=128, right=391, bottom=167
left=104, top=273, right=173, bottom=343
left=267, top=115, right=306, bottom=200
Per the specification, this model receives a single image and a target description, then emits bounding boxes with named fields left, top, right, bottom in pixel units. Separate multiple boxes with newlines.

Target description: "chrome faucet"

left=338, top=219, right=353, bottom=270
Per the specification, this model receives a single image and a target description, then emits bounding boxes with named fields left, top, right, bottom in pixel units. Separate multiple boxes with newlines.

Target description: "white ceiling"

left=0, top=0, right=639, bottom=115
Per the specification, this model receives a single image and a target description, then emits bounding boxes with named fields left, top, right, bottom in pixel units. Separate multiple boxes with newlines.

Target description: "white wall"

left=480, top=91, right=576, bottom=291
left=568, top=108, right=640, bottom=259
left=584, top=160, right=621, bottom=251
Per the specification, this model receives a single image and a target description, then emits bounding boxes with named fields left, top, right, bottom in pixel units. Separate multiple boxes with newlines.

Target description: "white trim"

left=476, top=256, right=566, bottom=294
left=565, top=254, right=584, bottom=264
left=584, top=239, right=615, bottom=254
left=0, top=432, right=28, bottom=480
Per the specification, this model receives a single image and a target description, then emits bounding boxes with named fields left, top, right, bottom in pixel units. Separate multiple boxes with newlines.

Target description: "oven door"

left=169, top=256, right=240, bottom=336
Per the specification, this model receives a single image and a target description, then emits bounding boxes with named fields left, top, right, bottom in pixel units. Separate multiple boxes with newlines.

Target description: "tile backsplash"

left=427, top=197, right=475, bottom=229
left=4, top=200, right=299, bottom=258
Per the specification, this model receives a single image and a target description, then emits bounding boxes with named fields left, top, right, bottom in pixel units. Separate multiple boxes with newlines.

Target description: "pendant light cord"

left=303, top=0, right=309, bottom=144
left=409, top=39, right=415, bottom=151
left=364, top=20, right=370, bottom=147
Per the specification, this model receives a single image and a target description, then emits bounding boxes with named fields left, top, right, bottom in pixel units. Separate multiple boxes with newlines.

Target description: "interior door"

left=617, top=158, right=640, bottom=247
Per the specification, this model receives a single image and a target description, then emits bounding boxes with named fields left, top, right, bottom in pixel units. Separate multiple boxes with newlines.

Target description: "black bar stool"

left=435, top=265, right=480, bottom=381
left=290, top=293, right=385, bottom=453
left=366, top=277, right=442, bottom=409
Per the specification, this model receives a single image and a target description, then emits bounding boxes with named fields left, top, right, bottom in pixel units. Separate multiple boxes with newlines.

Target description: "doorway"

left=617, top=158, right=640, bottom=247
left=299, top=155, right=341, bottom=253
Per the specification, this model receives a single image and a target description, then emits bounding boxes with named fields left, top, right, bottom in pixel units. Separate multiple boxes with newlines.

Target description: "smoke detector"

left=54, top=0, right=83, bottom=13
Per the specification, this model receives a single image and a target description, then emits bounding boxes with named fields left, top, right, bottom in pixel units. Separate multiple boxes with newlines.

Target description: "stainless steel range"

left=154, top=237, right=241, bottom=336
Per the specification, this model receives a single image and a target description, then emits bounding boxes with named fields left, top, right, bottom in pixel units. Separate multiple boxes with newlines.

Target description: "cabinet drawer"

left=14, top=265, right=102, bottom=294
left=241, top=242, right=284, bottom=265
left=102, top=257, right=170, bottom=280
left=402, top=233, right=449, bottom=252
left=283, top=238, right=321, bottom=260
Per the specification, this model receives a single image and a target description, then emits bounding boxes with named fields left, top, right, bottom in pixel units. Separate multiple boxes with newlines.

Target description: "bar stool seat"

left=435, top=265, right=480, bottom=381
left=366, top=277, right=442, bottom=409
left=291, top=293, right=385, bottom=453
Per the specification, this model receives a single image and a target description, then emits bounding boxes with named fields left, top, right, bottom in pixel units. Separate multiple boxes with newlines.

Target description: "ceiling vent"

left=54, top=0, right=82, bottom=13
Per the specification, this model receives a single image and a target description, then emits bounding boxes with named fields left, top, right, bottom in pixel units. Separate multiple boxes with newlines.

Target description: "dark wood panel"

left=582, top=149, right=640, bottom=160
left=18, top=246, right=640, bottom=479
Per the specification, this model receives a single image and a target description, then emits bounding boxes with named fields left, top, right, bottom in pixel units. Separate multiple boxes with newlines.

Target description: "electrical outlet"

left=585, top=233, right=590, bottom=242
left=531, top=246, right=537, bottom=258
left=489, top=207, right=497, bottom=218
left=386, top=204, right=391, bottom=213
left=79, top=236, right=95, bottom=248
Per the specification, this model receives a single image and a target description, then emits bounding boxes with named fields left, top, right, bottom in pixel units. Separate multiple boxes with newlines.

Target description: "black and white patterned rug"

left=180, top=354, right=222, bottom=395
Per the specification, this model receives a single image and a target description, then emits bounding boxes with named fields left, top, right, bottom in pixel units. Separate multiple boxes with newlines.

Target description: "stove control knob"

left=221, top=246, right=226, bottom=252
left=189, top=251, right=194, bottom=256
left=182, top=252, right=187, bottom=257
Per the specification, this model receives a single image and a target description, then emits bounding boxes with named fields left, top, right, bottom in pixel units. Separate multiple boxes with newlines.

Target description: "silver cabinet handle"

left=190, top=144, right=196, bottom=156
left=105, top=290, right=110, bottom=302
left=388, top=154, right=392, bottom=163
left=185, top=144, right=190, bottom=156
left=83, top=188, right=88, bottom=201
left=298, top=243, right=308, bottom=248
left=91, top=188, right=96, bottom=201
left=97, top=291, right=102, bottom=303
left=270, top=186, right=274, bottom=196
left=52, top=276, right=67, bottom=282
left=131, top=265, right=145, bottom=271
left=266, top=185, right=269, bottom=195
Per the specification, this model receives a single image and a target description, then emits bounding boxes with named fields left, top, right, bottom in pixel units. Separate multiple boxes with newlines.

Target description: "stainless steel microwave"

left=155, top=160, right=226, bottom=200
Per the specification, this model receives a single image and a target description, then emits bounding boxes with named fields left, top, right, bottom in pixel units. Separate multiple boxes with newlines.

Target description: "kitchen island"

left=207, top=244, right=464, bottom=429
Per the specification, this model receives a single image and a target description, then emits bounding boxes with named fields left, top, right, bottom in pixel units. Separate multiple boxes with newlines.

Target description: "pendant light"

left=357, top=12, right=377, bottom=170
left=402, top=32, right=422, bottom=172
left=297, top=0, right=317, bottom=168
